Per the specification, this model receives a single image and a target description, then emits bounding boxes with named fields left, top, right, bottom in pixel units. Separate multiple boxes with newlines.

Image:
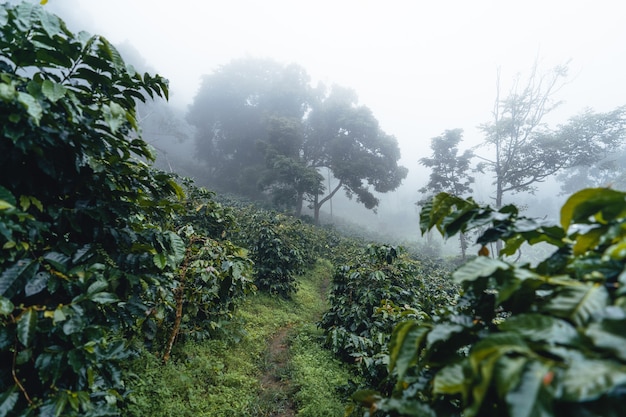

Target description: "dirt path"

left=258, top=326, right=297, bottom=416
left=256, top=272, right=332, bottom=416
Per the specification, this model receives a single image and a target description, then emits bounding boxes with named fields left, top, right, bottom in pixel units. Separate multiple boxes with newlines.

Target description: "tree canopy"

left=419, top=129, right=474, bottom=258
left=476, top=64, right=626, bottom=210
left=187, top=58, right=408, bottom=223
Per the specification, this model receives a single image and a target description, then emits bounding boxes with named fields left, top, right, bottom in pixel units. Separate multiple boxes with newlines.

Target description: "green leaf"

left=499, top=313, right=579, bottom=347
left=86, top=280, right=108, bottom=296
left=152, top=252, right=167, bottom=270
left=39, top=9, right=61, bottom=38
left=452, top=256, right=510, bottom=285
left=62, top=315, right=85, bottom=335
left=560, top=358, right=626, bottom=401
left=585, top=318, right=626, bottom=361
left=0, top=187, right=16, bottom=207
left=54, top=390, right=68, bottom=417
left=505, top=361, right=553, bottom=417
left=0, top=386, right=18, bottom=417
left=167, top=231, right=186, bottom=265
left=433, top=362, right=467, bottom=396
left=43, top=252, right=70, bottom=271
left=388, top=320, right=431, bottom=381
left=561, top=188, right=626, bottom=230
left=17, top=92, right=43, bottom=125
left=41, top=79, right=67, bottom=102
left=425, top=323, right=464, bottom=349
left=89, top=292, right=118, bottom=304
left=573, top=225, right=607, bottom=255
left=0, top=259, right=37, bottom=298
left=25, top=271, right=50, bottom=297
left=0, top=6, right=8, bottom=27
left=0, top=82, right=17, bottom=101
left=467, top=333, right=532, bottom=417
left=493, top=355, right=527, bottom=398
left=542, top=283, right=609, bottom=327
left=17, top=308, right=37, bottom=347
left=376, top=398, right=437, bottom=417
left=102, top=102, right=126, bottom=133
left=0, top=297, right=14, bottom=316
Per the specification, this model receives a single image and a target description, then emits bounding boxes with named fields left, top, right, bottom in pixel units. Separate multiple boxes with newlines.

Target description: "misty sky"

left=39, top=0, right=626, bottom=212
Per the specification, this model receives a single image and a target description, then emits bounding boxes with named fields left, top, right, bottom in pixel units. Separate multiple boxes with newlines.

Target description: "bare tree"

left=477, top=61, right=568, bottom=209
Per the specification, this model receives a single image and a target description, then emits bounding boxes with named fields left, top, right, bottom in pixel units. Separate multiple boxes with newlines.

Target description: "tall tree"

left=187, top=58, right=312, bottom=198
left=419, top=129, right=474, bottom=258
left=555, top=107, right=626, bottom=193
left=302, top=86, right=408, bottom=223
left=557, top=153, right=626, bottom=195
left=258, top=116, right=324, bottom=212
left=188, top=60, right=408, bottom=223
left=476, top=63, right=568, bottom=209
left=476, top=63, right=626, bottom=252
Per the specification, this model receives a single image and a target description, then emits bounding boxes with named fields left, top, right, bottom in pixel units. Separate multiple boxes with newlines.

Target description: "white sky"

left=39, top=0, right=626, bottom=218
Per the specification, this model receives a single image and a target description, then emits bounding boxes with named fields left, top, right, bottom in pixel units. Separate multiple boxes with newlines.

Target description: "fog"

left=33, top=0, right=626, bottom=252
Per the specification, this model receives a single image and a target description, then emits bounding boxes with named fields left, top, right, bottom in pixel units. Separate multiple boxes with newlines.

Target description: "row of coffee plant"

left=319, top=244, right=459, bottom=399
left=0, top=5, right=257, bottom=416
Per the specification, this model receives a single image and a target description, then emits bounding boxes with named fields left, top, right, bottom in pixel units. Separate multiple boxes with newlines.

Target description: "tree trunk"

left=313, top=193, right=320, bottom=224
left=459, top=232, right=467, bottom=260
left=295, top=191, right=304, bottom=217
left=313, top=181, right=343, bottom=225
left=495, top=180, right=503, bottom=255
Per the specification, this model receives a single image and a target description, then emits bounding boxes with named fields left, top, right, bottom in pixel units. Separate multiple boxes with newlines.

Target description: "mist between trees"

left=136, top=54, right=626, bottom=259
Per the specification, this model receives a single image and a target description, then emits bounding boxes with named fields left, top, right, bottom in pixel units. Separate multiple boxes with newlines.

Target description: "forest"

left=2, top=2, right=626, bottom=417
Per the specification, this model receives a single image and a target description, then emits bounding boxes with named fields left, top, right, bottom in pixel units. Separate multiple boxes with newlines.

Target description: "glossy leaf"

left=505, top=361, right=553, bottom=417
left=560, top=358, right=626, bottom=401
left=0, top=259, right=37, bottom=298
left=0, top=297, right=13, bottom=316
left=17, top=308, right=37, bottom=346
left=24, top=271, right=50, bottom=297
left=0, top=386, right=18, bottom=417
left=585, top=318, right=626, bottom=361
left=88, top=292, right=118, bottom=304
left=542, top=283, right=609, bottom=327
left=388, top=320, right=431, bottom=381
left=433, top=362, right=466, bottom=396
left=41, top=79, right=67, bottom=102
left=561, top=188, right=626, bottom=230
left=499, top=313, right=579, bottom=347
left=452, top=256, right=510, bottom=285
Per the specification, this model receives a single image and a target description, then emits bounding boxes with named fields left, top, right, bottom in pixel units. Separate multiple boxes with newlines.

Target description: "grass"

left=122, top=259, right=357, bottom=416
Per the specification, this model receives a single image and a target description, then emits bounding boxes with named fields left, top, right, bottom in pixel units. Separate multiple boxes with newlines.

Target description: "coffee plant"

left=0, top=4, right=254, bottom=415
left=320, top=244, right=457, bottom=391
left=358, top=189, right=626, bottom=417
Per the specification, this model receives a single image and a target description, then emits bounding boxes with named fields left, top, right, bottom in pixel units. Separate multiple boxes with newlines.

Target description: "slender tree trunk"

left=313, top=181, right=343, bottom=225
left=295, top=191, right=304, bottom=217
left=163, top=239, right=195, bottom=364
left=459, top=232, right=467, bottom=260
left=313, top=193, right=320, bottom=224
left=495, top=179, right=503, bottom=255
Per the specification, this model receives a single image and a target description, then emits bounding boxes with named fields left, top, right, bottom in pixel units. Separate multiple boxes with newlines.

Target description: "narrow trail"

left=256, top=275, right=331, bottom=416
left=259, top=326, right=297, bottom=417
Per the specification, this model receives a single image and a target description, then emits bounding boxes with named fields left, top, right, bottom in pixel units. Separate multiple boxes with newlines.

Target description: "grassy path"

left=123, top=259, right=355, bottom=417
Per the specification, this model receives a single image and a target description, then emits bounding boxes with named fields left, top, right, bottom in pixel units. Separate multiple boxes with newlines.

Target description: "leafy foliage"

left=234, top=209, right=309, bottom=298
left=419, top=129, right=474, bottom=258
left=0, top=4, right=254, bottom=415
left=187, top=58, right=408, bottom=223
left=319, top=244, right=457, bottom=391
left=362, top=188, right=626, bottom=417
